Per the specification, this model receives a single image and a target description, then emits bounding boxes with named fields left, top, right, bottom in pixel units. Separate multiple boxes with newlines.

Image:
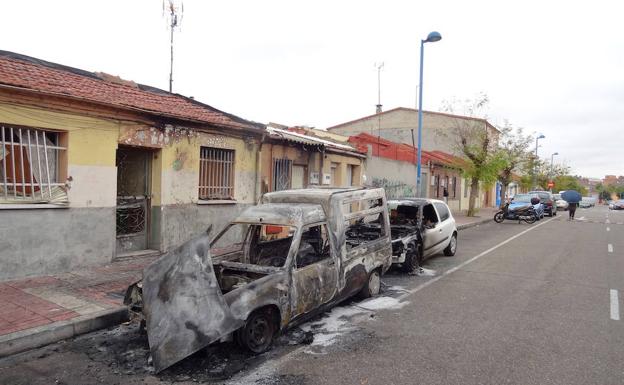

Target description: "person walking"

left=568, top=202, right=578, bottom=220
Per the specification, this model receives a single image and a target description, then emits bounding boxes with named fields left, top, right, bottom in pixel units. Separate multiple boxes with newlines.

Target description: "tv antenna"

left=164, top=0, right=184, bottom=93
left=375, top=62, right=384, bottom=114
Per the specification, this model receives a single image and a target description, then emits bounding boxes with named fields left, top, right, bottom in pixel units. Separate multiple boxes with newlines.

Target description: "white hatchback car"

left=388, top=198, right=458, bottom=270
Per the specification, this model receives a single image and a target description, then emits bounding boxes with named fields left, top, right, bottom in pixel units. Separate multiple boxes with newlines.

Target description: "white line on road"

left=399, top=217, right=558, bottom=300
left=611, top=290, right=620, bottom=321
left=607, top=227, right=610, bottom=232
left=606, top=219, right=611, bottom=224
left=608, top=244, right=614, bottom=253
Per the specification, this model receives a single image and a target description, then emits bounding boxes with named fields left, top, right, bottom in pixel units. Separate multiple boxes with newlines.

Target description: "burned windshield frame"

left=210, top=222, right=296, bottom=267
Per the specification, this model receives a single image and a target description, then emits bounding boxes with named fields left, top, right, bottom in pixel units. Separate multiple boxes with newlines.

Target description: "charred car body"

left=125, top=188, right=392, bottom=372
left=388, top=199, right=458, bottom=272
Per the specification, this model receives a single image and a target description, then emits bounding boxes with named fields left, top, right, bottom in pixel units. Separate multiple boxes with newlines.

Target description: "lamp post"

left=549, top=152, right=559, bottom=192
left=533, top=134, right=545, bottom=189
left=416, top=31, right=442, bottom=197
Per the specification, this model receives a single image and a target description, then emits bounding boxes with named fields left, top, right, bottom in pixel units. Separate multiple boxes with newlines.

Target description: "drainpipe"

left=320, top=146, right=325, bottom=186
left=255, top=135, right=265, bottom=203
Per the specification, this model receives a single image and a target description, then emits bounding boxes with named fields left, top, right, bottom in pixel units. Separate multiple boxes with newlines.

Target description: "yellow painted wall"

left=0, top=103, right=120, bottom=167
left=159, top=131, right=258, bottom=205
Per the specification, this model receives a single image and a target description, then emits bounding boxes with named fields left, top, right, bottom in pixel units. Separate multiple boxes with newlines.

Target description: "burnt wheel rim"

left=245, top=316, right=272, bottom=351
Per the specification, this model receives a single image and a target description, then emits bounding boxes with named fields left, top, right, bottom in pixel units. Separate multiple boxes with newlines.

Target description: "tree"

left=439, top=93, right=505, bottom=216
left=497, top=123, right=532, bottom=208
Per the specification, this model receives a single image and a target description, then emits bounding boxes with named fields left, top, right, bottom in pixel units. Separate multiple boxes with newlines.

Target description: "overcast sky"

left=3, top=0, right=623, bottom=178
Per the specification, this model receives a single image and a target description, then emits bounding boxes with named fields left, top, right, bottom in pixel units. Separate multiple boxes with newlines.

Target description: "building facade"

left=329, top=108, right=500, bottom=209
left=0, top=51, right=265, bottom=280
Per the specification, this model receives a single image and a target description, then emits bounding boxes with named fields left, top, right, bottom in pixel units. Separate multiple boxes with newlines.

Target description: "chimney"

left=376, top=104, right=383, bottom=114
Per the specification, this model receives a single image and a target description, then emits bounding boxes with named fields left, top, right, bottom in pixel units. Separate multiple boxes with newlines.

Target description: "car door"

left=291, top=223, right=338, bottom=318
left=422, top=203, right=442, bottom=257
left=433, top=202, right=453, bottom=253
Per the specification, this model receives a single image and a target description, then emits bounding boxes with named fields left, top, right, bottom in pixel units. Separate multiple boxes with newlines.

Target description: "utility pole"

left=165, top=1, right=183, bottom=93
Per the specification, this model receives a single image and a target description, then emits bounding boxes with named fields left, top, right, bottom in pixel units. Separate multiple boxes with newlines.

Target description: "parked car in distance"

left=528, top=191, right=557, bottom=216
left=387, top=198, right=458, bottom=272
left=124, top=187, right=393, bottom=373
left=511, top=193, right=545, bottom=219
left=610, top=199, right=624, bottom=210
left=553, top=193, right=569, bottom=211
left=579, top=198, right=594, bottom=208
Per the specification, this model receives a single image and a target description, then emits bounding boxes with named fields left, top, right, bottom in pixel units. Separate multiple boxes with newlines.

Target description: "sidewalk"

left=453, top=206, right=497, bottom=230
left=0, top=254, right=158, bottom=357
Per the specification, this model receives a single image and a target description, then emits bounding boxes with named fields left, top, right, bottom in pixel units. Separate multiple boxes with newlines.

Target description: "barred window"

left=199, top=147, right=235, bottom=200
left=272, top=158, right=292, bottom=191
left=1, top=125, right=67, bottom=204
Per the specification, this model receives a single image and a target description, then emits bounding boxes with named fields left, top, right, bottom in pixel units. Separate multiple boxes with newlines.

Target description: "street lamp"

left=416, top=31, right=442, bottom=197
left=550, top=152, right=559, bottom=192
left=533, top=134, right=545, bottom=189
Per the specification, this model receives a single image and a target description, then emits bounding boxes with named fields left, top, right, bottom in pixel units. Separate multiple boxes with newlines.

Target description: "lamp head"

left=537, top=134, right=545, bottom=139
left=553, top=152, right=559, bottom=156
left=424, top=31, right=442, bottom=43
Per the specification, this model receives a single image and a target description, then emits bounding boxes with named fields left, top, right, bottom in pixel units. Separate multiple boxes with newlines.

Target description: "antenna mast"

left=165, top=0, right=183, bottom=93
left=375, top=62, right=384, bottom=114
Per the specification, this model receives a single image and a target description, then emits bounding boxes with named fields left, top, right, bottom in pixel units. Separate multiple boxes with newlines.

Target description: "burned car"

left=388, top=198, right=458, bottom=273
left=125, top=187, right=392, bottom=372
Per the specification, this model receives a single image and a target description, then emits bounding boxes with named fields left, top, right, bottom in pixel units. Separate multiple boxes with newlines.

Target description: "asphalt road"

left=1, top=205, right=623, bottom=385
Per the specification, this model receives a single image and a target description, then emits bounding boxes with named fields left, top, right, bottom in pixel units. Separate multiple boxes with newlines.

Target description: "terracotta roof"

left=0, top=51, right=264, bottom=132
left=326, top=107, right=498, bottom=133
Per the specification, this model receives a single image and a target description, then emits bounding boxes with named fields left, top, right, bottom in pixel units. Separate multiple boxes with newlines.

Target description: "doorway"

left=115, top=146, right=152, bottom=255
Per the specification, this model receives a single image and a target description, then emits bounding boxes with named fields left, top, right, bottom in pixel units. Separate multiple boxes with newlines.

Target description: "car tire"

left=359, top=269, right=381, bottom=298
left=400, top=242, right=420, bottom=273
left=236, top=308, right=277, bottom=354
left=443, top=233, right=457, bottom=256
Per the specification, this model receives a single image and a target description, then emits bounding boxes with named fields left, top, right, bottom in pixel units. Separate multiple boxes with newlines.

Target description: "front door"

left=291, top=223, right=338, bottom=318
left=116, top=146, right=151, bottom=255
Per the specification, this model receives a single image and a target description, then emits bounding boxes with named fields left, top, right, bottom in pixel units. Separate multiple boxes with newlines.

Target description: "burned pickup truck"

left=388, top=198, right=458, bottom=273
left=125, top=187, right=392, bottom=372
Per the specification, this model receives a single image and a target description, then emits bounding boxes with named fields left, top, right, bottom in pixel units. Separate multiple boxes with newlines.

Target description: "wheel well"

left=250, top=305, right=281, bottom=333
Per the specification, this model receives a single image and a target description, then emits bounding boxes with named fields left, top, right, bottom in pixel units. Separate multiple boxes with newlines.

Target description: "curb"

left=0, top=307, right=129, bottom=358
left=457, top=217, right=492, bottom=231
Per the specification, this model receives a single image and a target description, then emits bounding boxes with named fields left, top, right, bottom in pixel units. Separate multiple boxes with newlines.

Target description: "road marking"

left=399, top=217, right=557, bottom=299
left=608, top=244, right=614, bottom=253
left=611, top=290, right=620, bottom=321
left=606, top=219, right=611, bottom=224
left=607, top=227, right=610, bottom=232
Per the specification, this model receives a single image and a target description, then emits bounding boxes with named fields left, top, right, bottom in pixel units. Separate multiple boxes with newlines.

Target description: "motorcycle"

left=493, top=202, right=537, bottom=224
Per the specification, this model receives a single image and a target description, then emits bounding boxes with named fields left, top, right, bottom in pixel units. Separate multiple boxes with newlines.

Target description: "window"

left=0, top=125, right=66, bottom=203
left=199, top=147, right=235, bottom=200
left=296, top=224, right=331, bottom=268
left=433, top=202, right=450, bottom=221
left=273, top=158, right=292, bottom=191
left=452, top=176, right=457, bottom=198
left=344, top=211, right=386, bottom=250
left=423, top=203, right=439, bottom=228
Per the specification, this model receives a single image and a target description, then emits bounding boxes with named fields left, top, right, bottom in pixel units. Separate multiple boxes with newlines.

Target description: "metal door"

left=116, top=146, right=151, bottom=254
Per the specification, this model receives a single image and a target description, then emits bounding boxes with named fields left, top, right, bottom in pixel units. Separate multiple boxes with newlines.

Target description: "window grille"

left=272, top=158, right=292, bottom=191
left=199, top=147, right=235, bottom=200
left=0, top=125, right=66, bottom=203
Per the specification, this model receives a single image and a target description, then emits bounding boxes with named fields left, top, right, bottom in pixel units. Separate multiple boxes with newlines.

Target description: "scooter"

left=493, top=203, right=537, bottom=224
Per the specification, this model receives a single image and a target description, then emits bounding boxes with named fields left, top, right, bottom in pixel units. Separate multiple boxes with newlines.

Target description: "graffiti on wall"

left=371, top=177, right=416, bottom=199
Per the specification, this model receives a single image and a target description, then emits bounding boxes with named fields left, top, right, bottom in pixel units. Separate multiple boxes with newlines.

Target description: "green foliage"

left=439, top=93, right=504, bottom=215
left=552, top=175, right=587, bottom=196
